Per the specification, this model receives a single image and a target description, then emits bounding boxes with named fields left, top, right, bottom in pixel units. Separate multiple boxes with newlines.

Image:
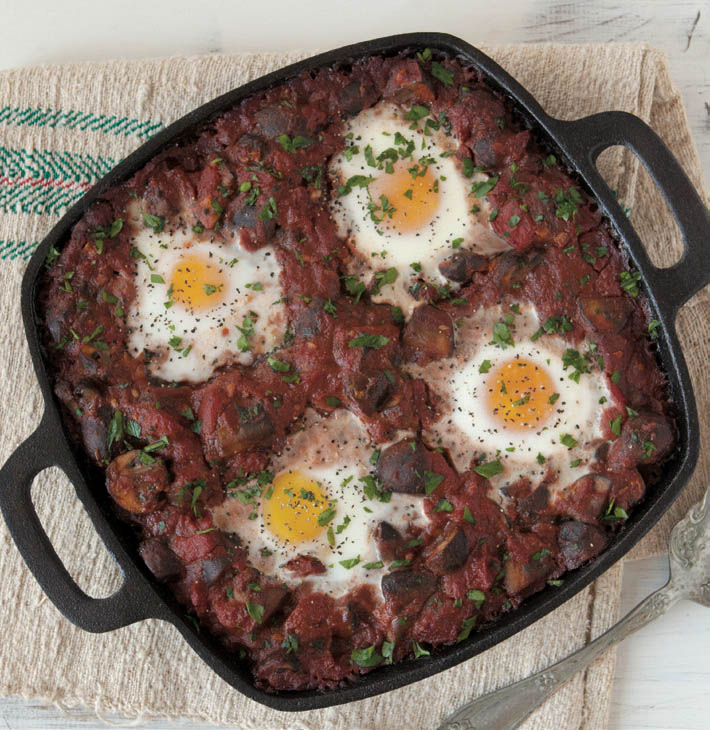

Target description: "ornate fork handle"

left=438, top=581, right=682, bottom=730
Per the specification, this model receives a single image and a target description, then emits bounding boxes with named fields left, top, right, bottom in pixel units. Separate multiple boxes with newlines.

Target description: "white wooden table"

left=1, top=1, right=708, bottom=728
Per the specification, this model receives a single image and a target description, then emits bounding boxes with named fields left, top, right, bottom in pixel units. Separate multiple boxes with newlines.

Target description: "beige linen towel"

left=0, top=43, right=707, bottom=729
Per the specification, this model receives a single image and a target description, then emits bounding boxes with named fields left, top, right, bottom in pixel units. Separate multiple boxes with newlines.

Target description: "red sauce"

left=40, top=50, right=675, bottom=692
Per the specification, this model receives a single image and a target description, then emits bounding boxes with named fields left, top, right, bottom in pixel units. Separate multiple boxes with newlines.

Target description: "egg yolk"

left=169, top=254, right=227, bottom=310
left=262, top=471, right=329, bottom=544
left=370, top=163, right=440, bottom=233
left=486, top=358, right=557, bottom=430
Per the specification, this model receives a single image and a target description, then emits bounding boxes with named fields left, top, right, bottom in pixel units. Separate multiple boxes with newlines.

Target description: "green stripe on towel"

left=0, top=106, right=163, bottom=139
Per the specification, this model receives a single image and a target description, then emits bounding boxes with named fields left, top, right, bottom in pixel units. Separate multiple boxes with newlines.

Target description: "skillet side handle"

left=0, top=419, right=152, bottom=632
left=557, top=111, right=710, bottom=315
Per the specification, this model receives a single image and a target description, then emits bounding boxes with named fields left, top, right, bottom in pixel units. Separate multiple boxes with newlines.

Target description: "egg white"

left=329, top=102, right=508, bottom=314
left=211, top=410, right=428, bottom=598
left=410, top=302, right=614, bottom=497
left=126, top=220, right=286, bottom=383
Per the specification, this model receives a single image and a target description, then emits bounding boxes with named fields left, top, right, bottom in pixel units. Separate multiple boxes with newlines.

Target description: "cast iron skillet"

left=0, top=33, right=708, bottom=711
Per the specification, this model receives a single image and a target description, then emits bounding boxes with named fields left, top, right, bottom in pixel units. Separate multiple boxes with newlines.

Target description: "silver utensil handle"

left=438, top=581, right=680, bottom=730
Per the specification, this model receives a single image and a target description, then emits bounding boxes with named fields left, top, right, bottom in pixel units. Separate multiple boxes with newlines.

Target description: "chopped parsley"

left=430, top=61, right=454, bottom=86
left=610, top=415, right=623, bottom=436
left=266, top=356, right=290, bottom=373
left=457, top=616, right=477, bottom=642
left=559, top=433, right=578, bottom=449
left=317, top=506, right=337, bottom=526
left=339, top=556, right=361, bottom=569
left=491, top=320, right=514, bottom=349
left=433, top=496, right=454, bottom=512
left=471, top=176, right=499, bottom=197
left=258, top=196, right=278, bottom=221
left=245, top=601, right=264, bottom=624
left=466, top=589, right=486, bottom=608
left=474, top=460, right=504, bottom=479
left=423, top=470, right=444, bottom=495
left=351, top=645, right=383, bottom=667
left=141, top=212, right=164, bottom=233
left=553, top=187, right=583, bottom=221
left=276, top=134, right=313, bottom=153
left=619, top=270, right=642, bottom=297
left=348, top=333, right=389, bottom=349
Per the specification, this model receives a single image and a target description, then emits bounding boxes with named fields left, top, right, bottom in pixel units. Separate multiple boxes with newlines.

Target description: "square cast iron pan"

left=0, top=33, right=708, bottom=711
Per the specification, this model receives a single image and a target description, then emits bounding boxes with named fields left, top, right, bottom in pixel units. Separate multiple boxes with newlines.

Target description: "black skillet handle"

left=557, top=111, right=710, bottom=315
left=0, top=416, right=152, bottom=632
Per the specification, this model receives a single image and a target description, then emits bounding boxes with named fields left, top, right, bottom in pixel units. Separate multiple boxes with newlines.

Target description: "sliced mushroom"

left=472, top=138, right=500, bottom=168
left=402, top=305, right=455, bottom=364
left=518, top=485, right=550, bottom=518
left=554, top=473, right=611, bottom=524
left=232, top=133, right=266, bottom=165
left=374, top=521, right=402, bottom=562
left=294, top=300, right=326, bottom=339
left=253, top=103, right=306, bottom=139
left=578, top=296, right=633, bottom=333
left=338, top=77, right=377, bottom=116
left=214, top=403, right=274, bottom=458
left=424, top=525, right=468, bottom=575
left=284, top=554, right=327, bottom=577
left=81, top=413, right=110, bottom=464
left=106, top=450, right=169, bottom=514
left=343, top=371, right=392, bottom=416
left=383, top=59, right=435, bottom=104
left=558, top=521, right=608, bottom=571
left=259, top=584, right=290, bottom=624
left=438, top=249, right=488, bottom=284
left=381, top=568, right=437, bottom=613
left=138, top=538, right=183, bottom=582
left=375, top=440, right=432, bottom=495
left=225, top=198, right=277, bottom=245
left=200, top=554, right=231, bottom=585
left=607, top=411, right=675, bottom=470
left=504, top=556, right=551, bottom=596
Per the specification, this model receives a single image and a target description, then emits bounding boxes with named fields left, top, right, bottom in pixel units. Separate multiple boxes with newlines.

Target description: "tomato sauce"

left=40, top=50, right=675, bottom=692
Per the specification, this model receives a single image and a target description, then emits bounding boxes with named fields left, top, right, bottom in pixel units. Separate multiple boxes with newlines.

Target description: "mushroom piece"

left=200, top=553, right=232, bottom=585
left=518, top=485, right=550, bottom=518
left=338, top=77, right=378, bottom=116
left=214, top=403, right=274, bottom=458
left=231, top=133, right=266, bottom=165
left=438, top=249, right=488, bottom=284
left=383, top=59, right=435, bottom=104
left=253, top=103, right=306, bottom=139
left=343, top=370, right=392, bottom=416
left=578, top=296, right=633, bottom=333
left=294, top=300, right=326, bottom=340
left=225, top=197, right=277, bottom=246
left=471, top=138, right=499, bottom=168
left=381, top=568, right=437, bottom=613
left=106, top=450, right=169, bottom=514
left=284, top=554, right=327, bottom=577
left=553, top=473, right=612, bottom=524
left=558, top=521, right=608, bottom=571
left=138, top=538, right=183, bottom=582
left=424, top=525, right=468, bottom=575
left=259, top=584, right=290, bottom=624
left=375, top=440, right=433, bottom=495
left=607, top=411, right=675, bottom=470
left=374, top=521, right=402, bottom=562
left=504, top=556, right=551, bottom=596
left=402, top=305, right=455, bottom=364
